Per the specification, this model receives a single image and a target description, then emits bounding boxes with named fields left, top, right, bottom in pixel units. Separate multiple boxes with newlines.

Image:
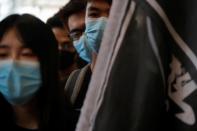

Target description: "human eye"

left=0, top=51, right=9, bottom=59
left=70, top=31, right=83, bottom=41
left=0, top=45, right=9, bottom=59
left=21, top=48, right=36, bottom=58
left=87, top=6, right=101, bottom=18
left=88, top=11, right=100, bottom=18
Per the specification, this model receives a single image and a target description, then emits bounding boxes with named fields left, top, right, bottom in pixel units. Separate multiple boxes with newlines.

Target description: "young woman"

left=0, top=14, right=71, bottom=130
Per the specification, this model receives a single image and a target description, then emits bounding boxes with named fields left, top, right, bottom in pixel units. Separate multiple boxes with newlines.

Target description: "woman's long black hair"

left=0, top=14, right=69, bottom=130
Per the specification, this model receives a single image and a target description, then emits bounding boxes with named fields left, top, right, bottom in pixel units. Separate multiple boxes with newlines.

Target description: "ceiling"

left=0, top=0, right=69, bottom=22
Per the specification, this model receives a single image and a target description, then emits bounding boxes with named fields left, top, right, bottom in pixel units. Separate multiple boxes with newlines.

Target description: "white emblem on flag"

left=168, top=55, right=197, bottom=125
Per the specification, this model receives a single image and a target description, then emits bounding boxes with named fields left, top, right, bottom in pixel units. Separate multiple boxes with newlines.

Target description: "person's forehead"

left=0, top=28, right=24, bottom=48
left=69, top=11, right=85, bottom=22
left=68, top=12, right=85, bottom=31
left=87, top=0, right=110, bottom=11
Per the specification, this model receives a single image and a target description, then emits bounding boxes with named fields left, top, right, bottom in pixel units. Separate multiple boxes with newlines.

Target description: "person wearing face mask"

left=0, top=14, right=73, bottom=131
left=60, top=0, right=89, bottom=64
left=64, top=0, right=112, bottom=128
left=72, top=0, right=112, bottom=70
left=47, top=14, right=78, bottom=87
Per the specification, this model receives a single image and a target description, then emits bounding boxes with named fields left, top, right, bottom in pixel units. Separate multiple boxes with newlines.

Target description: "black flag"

left=76, top=0, right=197, bottom=131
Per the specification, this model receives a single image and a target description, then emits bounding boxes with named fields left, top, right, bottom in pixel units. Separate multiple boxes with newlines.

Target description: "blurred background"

left=0, top=0, right=69, bottom=22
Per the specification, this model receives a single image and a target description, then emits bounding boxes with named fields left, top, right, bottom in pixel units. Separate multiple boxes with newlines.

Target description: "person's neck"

left=91, top=53, right=97, bottom=71
left=12, top=100, right=39, bottom=129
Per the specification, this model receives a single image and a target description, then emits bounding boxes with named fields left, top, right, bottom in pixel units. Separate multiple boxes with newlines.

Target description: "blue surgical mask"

left=85, top=17, right=108, bottom=53
left=73, top=17, right=108, bottom=63
left=0, top=60, right=41, bottom=105
left=74, top=35, right=92, bottom=63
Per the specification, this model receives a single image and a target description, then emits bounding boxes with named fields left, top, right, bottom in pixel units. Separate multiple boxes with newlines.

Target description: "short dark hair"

left=88, top=0, right=113, bottom=5
left=59, top=0, right=87, bottom=23
left=0, top=14, right=69, bottom=130
left=46, top=14, right=64, bottom=29
left=106, top=0, right=113, bottom=4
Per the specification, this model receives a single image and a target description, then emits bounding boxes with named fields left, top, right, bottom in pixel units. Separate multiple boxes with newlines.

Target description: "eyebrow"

left=0, top=44, right=9, bottom=49
left=70, top=27, right=85, bottom=35
left=0, top=44, right=27, bottom=50
left=88, top=6, right=110, bottom=15
left=88, top=6, right=101, bottom=12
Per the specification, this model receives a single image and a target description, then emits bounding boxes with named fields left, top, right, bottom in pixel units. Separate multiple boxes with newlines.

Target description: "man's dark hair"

left=46, top=14, right=64, bottom=29
left=106, top=0, right=113, bottom=4
left=59, top=0, right=87, bottom=22
left=87, top=0, right=113, bottom=5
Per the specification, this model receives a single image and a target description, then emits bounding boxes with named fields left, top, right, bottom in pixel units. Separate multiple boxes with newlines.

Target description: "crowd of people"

left=0, top=0, right=112, bottom=130
left=1, top=0, right=195, bottom=131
